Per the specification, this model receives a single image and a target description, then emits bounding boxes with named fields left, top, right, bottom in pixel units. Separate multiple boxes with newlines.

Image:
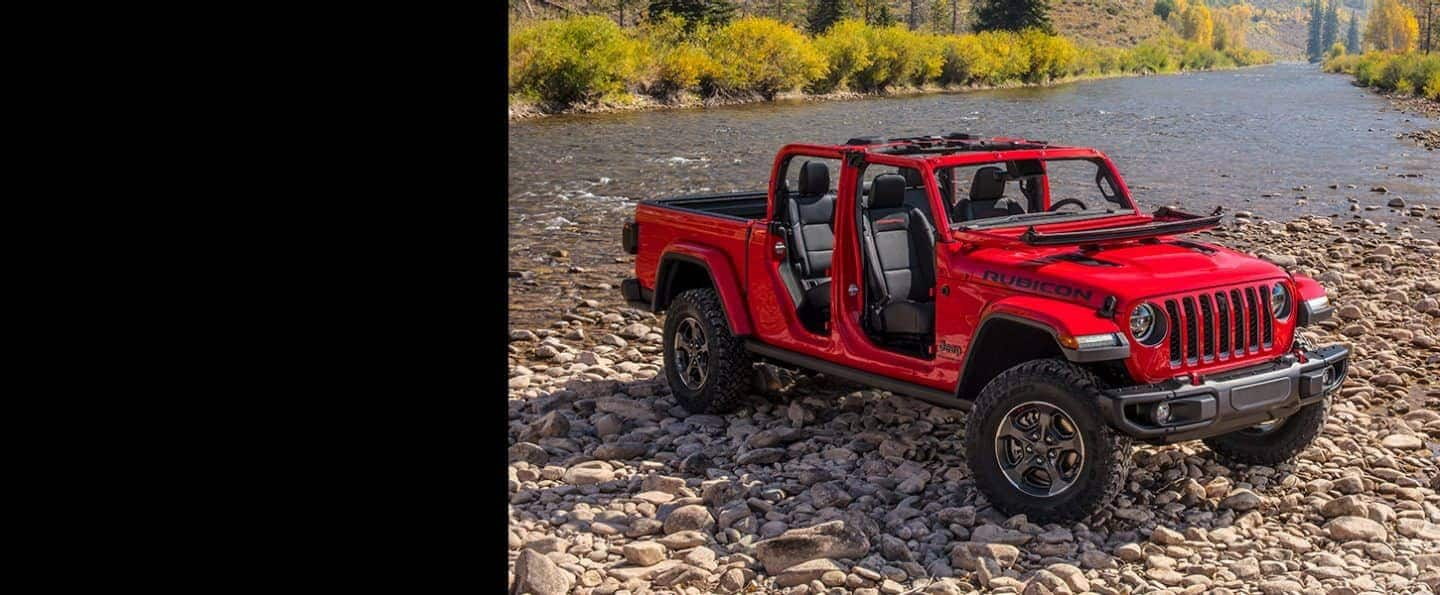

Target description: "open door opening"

left=773, top=156, right=840, bottom=335
left=854, top=164, right=938, bottom=359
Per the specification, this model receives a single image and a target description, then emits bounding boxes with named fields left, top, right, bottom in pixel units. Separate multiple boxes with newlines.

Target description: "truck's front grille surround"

left=1162, top=283, right=1280, bottom=369
left=1165, top=301, right=1182, bottom=362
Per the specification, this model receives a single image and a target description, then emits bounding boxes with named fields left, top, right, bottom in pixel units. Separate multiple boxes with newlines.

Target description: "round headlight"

left=1130, top=303, right=1166, bottom=346
left=1271, top=283, right=1292, bottom=320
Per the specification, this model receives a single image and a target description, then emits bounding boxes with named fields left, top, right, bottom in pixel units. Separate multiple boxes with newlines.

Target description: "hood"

left=954, top=238, right=1288, bottom=307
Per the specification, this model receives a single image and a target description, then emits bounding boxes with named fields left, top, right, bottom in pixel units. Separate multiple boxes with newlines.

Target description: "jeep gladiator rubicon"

left=619, top=134, right=1348, bottom=522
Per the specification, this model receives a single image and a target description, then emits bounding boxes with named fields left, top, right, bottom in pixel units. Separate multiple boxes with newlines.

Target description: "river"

left=507, top=63, right=1437, bottom=320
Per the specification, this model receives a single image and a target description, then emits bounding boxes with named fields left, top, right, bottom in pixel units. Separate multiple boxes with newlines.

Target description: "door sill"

left=745, top=340, right=970, bottom=411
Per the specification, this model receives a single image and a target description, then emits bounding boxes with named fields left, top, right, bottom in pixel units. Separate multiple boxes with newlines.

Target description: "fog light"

left=1153, top=402, right=1172, bottom=425
left=1325, top=362, right=1346, bottom=389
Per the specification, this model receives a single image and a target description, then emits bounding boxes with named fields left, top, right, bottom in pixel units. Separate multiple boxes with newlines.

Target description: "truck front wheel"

left=965, top=359, right=1133, bottom=523
left=1202, top=399, right=1327, bottom=465
left=663, top=288, right=753, bottom=414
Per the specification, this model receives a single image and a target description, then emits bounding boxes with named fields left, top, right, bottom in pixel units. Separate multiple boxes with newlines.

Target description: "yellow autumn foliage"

left=509, top=15, right=1274, bottom=109
left=1365, top=0, right=1420, bottom=52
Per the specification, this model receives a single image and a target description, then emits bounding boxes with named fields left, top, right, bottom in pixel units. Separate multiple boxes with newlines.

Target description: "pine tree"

left=647, top=0, right=736, bottom=29
left=1321, top=0, right=1341, bottom=51
left=971, top=0, right=1053, bottom=33
left=853, top=0, right=896, bottom=26
left=1306, top=0, right=1323, bottom=62
left=1345, top=10, right=1362, bottom=53
left=1154, top=0, right=1178, bottom=21
left=873, top=2, right=896, bottom=25
left=807, top=0, right=849, bottom=33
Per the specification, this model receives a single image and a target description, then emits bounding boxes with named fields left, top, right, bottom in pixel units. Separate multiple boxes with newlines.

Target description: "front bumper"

left=1098, top=344, right=1349, bottom=443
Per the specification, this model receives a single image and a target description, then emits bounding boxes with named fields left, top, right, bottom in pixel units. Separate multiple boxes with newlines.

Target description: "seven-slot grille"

left=1162, top=284, right=1278, bottom=368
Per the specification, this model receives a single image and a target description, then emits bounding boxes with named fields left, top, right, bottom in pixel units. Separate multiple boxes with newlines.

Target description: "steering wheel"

left=1048, top=198, right=1088, bottom=212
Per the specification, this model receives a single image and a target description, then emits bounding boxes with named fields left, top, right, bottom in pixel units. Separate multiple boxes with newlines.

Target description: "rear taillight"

left=622, top=220, right=639, bottom=255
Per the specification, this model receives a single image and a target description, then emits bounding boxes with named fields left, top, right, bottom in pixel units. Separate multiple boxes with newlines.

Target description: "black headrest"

left=970, top=166, right=1007, bottom=202
left=901, top=168, right=924, bottom=187
left=867, top=174, right=907, bottom=209
left=798, top=162, right=830, bottom=196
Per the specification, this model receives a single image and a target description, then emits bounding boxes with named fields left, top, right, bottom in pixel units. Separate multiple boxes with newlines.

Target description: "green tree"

left=1154, top=0, right=1178, bottom=21
left=1322, top=1, right=1341, bottom=51
left=807, top=0, right=850, bottom=33
left=926, top=0, right=949, bottom=33
left=1345, top=10, right=1362, bottom=53
left=648, top=0, right=737, bottom=29
left=971, top=0, right=1053, bottom=33
left=1307, top=0, right=1323, bottom=61
left=862, top=0, right=897, bottom=26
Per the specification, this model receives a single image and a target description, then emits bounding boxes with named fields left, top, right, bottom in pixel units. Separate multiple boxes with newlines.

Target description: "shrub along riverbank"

left=509, top=15, right=1272, bottom=117
left=1323, top=50, right=1440, bottom=101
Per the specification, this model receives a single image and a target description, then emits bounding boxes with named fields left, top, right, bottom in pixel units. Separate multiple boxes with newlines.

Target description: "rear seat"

left=784, top=162, right=835, bottom=313
left=900, top=168, right=934, bottom=226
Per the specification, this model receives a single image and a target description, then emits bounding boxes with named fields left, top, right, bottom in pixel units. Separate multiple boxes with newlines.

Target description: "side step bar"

left=745, top=340, right=970, bottom=411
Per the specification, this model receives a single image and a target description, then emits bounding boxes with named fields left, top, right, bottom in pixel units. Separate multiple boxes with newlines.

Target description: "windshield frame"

left=928, top=149, right=1140, bottom=232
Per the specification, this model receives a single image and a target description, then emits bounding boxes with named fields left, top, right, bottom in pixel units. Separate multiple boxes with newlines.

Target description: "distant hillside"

left=509, top=0, right=1323, bottom=55
left=1051, top=0, right=1167, bottom=47
left=1247, top=13, right=1309, bottom=59
left=724, top=0, right=1172, bottom=47
left=1218, top=0, right=1371, bottom=61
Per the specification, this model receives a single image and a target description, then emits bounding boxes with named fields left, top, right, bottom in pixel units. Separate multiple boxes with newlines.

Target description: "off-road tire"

left=663, top=288, right=753, bottom=414
left=1202, top=398, right=1328, bottom=465
left=965, top=358, right=1133, bottom=523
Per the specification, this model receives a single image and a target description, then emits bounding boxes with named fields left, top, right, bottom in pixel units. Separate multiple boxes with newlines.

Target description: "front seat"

left=860, top=174, right=936, bottom=337
left=959, top=166, right=1025, bottom=221
left=784, top=161, right=835, bottom=314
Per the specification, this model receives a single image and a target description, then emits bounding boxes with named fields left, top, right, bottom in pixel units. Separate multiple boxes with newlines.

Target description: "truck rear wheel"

left=663, top=288, right=753, bottom=414
left=965, top=359, right=1132, bottom=523
left=1202, top=399, right=1327, bottom=465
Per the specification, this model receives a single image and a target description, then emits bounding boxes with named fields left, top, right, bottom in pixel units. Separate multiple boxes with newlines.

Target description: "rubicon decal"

left=981, top=271, right=1094, bottom=302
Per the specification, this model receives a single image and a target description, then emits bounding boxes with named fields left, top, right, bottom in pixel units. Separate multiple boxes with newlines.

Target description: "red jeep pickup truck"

left=619, top=133, right=1348, bottom=522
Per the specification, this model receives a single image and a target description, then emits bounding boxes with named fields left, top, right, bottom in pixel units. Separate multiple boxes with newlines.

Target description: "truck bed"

left=646, top=191, right=768, bottom=220
left=632, top=192, right=764, bottom=298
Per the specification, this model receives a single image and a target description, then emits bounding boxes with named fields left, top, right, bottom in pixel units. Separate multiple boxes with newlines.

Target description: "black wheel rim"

left=672, top=316, right=709, bottom=390
left=994, top=401, right=1085, bottom=497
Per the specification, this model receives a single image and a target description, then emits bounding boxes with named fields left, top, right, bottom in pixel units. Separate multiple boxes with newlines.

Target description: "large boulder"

left=754, top=520, right=871, bottom=574
left=1325, top=516, right=1388, bottom=542
left=622, top=541, right=667, bottom=567
left=663, top=504, right=715, bottom=534
left=511, top=549, right=573, bottom=595
left=951, top=542, right=1021, bottom=571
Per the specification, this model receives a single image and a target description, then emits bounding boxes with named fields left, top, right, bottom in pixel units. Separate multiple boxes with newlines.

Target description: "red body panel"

left=631, top=139, right=1327, bottom=394
left=634, top=204, right=755, bottom=335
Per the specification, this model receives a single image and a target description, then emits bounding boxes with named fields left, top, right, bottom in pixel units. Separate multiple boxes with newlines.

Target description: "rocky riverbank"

left=507, top=68, right=1253, bottom=121
left=507, top=213, right=1440, bottom=595
left=1384, top=92, right=1439, bottom=151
